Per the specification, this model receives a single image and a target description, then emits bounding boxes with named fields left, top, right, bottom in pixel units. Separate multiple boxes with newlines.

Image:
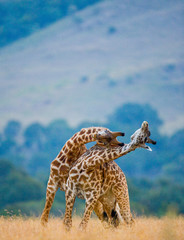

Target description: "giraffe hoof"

left=63, top=223, right=71, bottom=232
left=63, top=219, right=72, bottom=231
left=64, top=226, right=71, bottom=232
left=40, top=218, right=48, bottom=227
left=78, top=224, right=86, bottom=232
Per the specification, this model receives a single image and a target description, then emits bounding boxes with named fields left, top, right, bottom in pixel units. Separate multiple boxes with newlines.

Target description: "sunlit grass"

left=0, top=216, right=184, bottom=240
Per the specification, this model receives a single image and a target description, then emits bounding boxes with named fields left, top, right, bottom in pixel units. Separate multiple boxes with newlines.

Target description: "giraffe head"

left=96, top=130, right=125, bottom=146
left=130, top=121, right=156, bottom=151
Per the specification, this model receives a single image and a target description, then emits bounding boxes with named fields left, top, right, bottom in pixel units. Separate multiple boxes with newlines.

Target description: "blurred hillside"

left=0, top=0, right=184, bottom=134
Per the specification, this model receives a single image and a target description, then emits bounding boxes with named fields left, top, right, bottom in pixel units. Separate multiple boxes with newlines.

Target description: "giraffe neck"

left=51, top=127, right=108, bottom=190
left=56, top=127, right=108, bottom=166
left=76, top=141, right=138, bottom=170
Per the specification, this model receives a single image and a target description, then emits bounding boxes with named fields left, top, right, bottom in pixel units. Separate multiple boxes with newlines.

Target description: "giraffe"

left=41, top=126, right=124, bottom=225
left=63, top=121, right=156, bottom=231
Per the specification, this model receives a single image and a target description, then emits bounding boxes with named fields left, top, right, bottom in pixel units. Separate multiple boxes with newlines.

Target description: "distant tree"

left=80, top=76, right=89, bottom=83
left=24, top=123, right=46, bottom=149
left=0, top=139, right=17, bottom=155
left=76, top=121, right=101, bottom=132
left=107, top=103, right=162, bottom=141
left=162, top=155, right=184, bottom=183
left=108, top=103, right=162, bottom=128
left=170, top=129, right=184, bottom=154
left=164, top=64, right=176, bottom=73
left=129, top=177, right=184, bottom=216
left=107, top=26, right=117, bottom=35
left=0, top=133, right=2, bottom=144
left=108, top=80, right=117, bottom=87
left=146, top=178, right=184, bottom=215
left=46, top=119, right=73, bottom=150
left=28, top=152, right=51, bottom=176
left=4, top=120, right=21, bottom=140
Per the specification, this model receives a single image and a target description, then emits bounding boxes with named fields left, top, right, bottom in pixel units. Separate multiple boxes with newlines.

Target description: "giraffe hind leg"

left=110, top=208, right=120, bottom=227
left=93, top=201, right=113, bottom=228
left=41, top=177, right=58, bottom=226
left=79, top=195, right=99, bottom=231
left=112, top=185, right=133, bottom=226
left=63, top=189, right=76, bottom=231
left=102, top=211, right=108, bottom=222
left=93, top=200, right=106, bottom=222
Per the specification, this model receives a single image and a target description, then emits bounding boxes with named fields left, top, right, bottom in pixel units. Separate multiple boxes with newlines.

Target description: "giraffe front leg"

left=79, top=194, right=98, bottom=231
left=94, top=201, right=107, bottom=222
left=63, top=189, right=76, bottom=231
left=41, top=178, right=58, bottom=226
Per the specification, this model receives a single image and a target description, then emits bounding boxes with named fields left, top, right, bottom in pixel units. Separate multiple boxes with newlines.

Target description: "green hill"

left=0, top=159, right=44, bottom=209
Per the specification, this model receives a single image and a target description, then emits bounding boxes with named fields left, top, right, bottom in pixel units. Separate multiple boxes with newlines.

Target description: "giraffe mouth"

left=96, top=130, right=125, bottom=147
left=142, top=144, right=152, bottom=151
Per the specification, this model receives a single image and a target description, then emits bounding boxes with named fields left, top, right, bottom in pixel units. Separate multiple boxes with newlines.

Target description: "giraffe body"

left=41, top=127, right=124, bottom=225
left=64, top=121, right=156, bottom=230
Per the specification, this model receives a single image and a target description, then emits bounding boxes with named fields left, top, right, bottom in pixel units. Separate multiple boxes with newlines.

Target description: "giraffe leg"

left=79, top=194, right=99, bottom=231
left=41, top=177, right=58, bottom=226
left=110, top=206, right=121, bottom=227
left=93, top=200, right=113, bottom=227
left=98, top=200, right=120, bottom=228
left=112, top=184, right=134, bottom=226
left=100, top=201, right=120, bottom=228
left=93, top=200, right=105, bottom=222
left=94, top=201, right=117, bottom=229
left=63, top=189, right=76, bottom=231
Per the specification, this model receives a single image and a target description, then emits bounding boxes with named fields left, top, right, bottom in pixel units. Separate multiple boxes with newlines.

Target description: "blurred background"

left=0, top=0, right=184, bottom=217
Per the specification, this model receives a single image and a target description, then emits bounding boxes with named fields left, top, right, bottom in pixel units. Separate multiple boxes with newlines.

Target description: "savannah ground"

left=0, top=216, right=184, bottom=240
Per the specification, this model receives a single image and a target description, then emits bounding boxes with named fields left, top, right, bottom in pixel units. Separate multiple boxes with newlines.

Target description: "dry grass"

left=0, top=216, right=184, bottom=240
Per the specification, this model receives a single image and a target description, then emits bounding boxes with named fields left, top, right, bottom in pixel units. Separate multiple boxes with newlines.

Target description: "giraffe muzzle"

left=96, top=130, right=125, bottom=146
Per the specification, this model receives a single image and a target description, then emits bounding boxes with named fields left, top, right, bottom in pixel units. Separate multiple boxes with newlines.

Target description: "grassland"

left=0, top=216, right=184, bottom=240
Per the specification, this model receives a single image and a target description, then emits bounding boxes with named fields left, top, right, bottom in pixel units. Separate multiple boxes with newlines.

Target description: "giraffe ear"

left=146, top=137, right=157, bottom=145
left=111, top=132, right=125, bottom=137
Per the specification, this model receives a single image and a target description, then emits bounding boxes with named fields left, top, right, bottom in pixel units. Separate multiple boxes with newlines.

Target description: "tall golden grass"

left=0, top=216, right=184, bottom=240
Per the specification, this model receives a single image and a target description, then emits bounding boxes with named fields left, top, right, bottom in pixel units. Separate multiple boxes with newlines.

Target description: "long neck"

left=80, top=142, right=137, bottom=170
left=51, top=127, right=109, bottom=191
left=57, top=127, right=107, bottom=161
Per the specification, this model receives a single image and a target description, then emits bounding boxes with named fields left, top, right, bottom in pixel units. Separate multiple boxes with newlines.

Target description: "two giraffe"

left=41, top=127, right=124, bottom=225
left=64, top=121, right=156, bottom=230
left=41, top=122, right=156, bottom=230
